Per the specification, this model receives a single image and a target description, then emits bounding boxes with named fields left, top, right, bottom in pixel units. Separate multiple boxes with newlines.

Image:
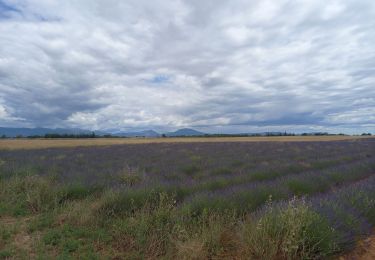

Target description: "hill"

left=113, top=130, right=160, bottom=137
left=165, top=128, right=205, bottom=137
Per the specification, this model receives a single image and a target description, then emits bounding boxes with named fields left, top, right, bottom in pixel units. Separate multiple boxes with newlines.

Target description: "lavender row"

left=181, top=157, right=375, bottom=213
left=1, top=140, right=373, bottom=187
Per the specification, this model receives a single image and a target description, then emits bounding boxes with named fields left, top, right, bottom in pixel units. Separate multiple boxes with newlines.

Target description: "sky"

left=0, top=0, right=374, bottom=134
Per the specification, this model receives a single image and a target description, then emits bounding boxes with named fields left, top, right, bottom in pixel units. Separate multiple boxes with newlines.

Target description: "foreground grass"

left=1, top=174, right=373, bottom=259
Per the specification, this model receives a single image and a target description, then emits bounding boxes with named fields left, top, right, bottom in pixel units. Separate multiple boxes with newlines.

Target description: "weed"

left=118, top=166, right=143, bottom=186
left=43, top=229, right=62, bottom=246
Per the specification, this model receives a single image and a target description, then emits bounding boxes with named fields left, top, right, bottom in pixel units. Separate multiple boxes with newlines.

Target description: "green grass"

left=210, top=167, right=232, bottom=176
left=243, top=199, right=338, bottom=259
left=0, top=173, right=371, bottom=259
left=0, top=249, right=12, bottom=259
left=181, top=164, right=201, bottom=176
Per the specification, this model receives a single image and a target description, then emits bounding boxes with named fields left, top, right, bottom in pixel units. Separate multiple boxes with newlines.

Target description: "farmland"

left=0, top=138, right=374, bottom=259
left=0, top=135, right=369, bottom=150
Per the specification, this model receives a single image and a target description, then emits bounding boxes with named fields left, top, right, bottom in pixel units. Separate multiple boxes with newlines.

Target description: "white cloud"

left=325, top=108, right=375, bottom=124
left=0, top=0, right=374, bottom=133
left=321, top=1, right=345, bottom=20
left=0, top=105, right=8, bottom=118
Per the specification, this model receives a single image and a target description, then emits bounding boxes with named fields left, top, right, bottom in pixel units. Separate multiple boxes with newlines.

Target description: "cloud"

left=0, top=0, right=374, bottom=133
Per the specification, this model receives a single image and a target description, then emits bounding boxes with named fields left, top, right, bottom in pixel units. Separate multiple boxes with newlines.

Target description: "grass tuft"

left=243, top=198, right=338, bottom=259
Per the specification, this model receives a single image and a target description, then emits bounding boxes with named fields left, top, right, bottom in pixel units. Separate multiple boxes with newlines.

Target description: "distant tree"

left=27, top=135, right=42, bottom=138
left=0, top=134, right=6, bottom=139
left=162, top=134, right=166, bottom=138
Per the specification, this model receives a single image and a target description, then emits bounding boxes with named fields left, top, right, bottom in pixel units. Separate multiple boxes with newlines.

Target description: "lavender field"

left=0, top=139, right=374, bottom=259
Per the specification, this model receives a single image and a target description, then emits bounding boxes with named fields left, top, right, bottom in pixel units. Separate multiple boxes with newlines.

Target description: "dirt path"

left=339, top=233, right=375, bottom=260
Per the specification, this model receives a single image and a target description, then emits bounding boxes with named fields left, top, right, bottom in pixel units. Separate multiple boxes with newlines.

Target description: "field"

left=0, top=138, right=374, bottom=259
left=0, top=135, right=370, bottom=150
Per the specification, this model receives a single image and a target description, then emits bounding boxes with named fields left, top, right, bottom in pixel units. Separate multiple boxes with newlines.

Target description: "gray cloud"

left=0, top=0, right=374, bottom=133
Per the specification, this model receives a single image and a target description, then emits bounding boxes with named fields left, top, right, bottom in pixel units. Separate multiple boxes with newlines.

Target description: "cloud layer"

left=0, top=0, right=374, bottom=133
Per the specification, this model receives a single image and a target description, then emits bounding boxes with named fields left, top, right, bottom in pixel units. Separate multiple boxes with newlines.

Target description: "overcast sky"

left=0, top=0, right=374, bottom=134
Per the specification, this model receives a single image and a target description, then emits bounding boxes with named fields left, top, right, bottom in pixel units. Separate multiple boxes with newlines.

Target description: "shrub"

left=181, top=165, right=200, bottom=176
left=243, top=198, right=338, bottom=259
left=96, top=189, right=168, bottom=219
left=118, top=166, right=143, bottom=186
left=0, top=174, right=58, bottom=215
left=111, top=193, right=177, bottom=258
left=58, top=183, right=103, bottom=202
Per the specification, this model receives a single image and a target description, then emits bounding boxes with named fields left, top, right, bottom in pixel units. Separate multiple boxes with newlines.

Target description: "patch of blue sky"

left=150, top=75, right=169, bottom=84
left=0, top=0, right=21, bottom=19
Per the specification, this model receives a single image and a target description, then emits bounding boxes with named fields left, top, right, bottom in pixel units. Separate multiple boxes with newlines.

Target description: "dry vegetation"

left=0, top=135, right=372, bottom=150
left=340, top=231, right=375, bottom=259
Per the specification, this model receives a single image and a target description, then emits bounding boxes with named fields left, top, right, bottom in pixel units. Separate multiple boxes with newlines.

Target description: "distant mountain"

left=0, top=127, right=206, bottom=138
left=166, top=128, right=205, bottom=137
left=0, top=127, right=98, bottom=137
left=114, top=130, right=160, bottom=137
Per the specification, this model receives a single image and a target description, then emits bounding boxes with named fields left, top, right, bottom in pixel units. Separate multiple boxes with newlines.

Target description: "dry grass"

left=339, top=231, right=375, bottom=260
left=0, top=216, right=38, bottom=258
left=0, top=136, right=372, bottom=150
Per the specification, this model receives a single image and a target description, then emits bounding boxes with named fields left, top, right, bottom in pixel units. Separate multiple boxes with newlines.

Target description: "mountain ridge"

left=0, top=127, right=206, bottom=137
left=165, top=128, right=205, bottom=136
left=113, top=130, right=160, bottom=137
left=0, top=127, right=96, bottom=137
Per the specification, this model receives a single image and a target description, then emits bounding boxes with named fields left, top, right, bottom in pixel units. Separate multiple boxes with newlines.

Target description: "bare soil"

left=339, top=232, right=375, bottom=260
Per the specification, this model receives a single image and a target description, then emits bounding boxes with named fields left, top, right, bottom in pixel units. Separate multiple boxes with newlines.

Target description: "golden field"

left=0, top=135, right=372, bottom=150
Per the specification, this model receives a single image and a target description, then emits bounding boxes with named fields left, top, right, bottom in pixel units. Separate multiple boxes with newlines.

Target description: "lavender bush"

left=0, top=139, right=374, bottom=258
